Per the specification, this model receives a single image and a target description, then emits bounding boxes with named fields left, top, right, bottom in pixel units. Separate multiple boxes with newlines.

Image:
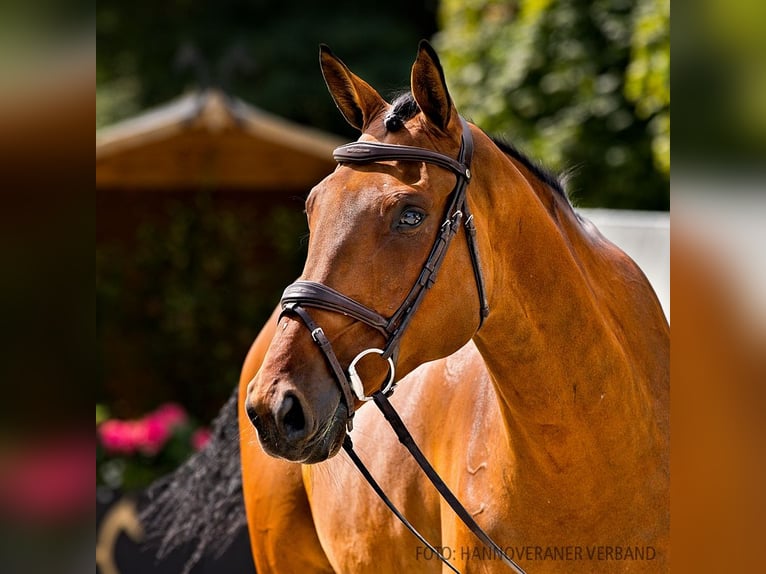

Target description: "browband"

left=334, top=141, right=471, bottom=179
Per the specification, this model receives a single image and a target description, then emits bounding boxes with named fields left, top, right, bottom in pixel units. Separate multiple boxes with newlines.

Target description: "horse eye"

left=399, top=208, right=425, bottom=228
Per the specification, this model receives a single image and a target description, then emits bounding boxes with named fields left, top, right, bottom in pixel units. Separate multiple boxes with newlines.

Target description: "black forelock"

left=384, top=92, right=420, bottom=131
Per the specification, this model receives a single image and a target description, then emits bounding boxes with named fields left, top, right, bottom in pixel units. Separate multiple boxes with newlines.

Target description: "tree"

left=97, top=0, right=438, bottom=137
left=435, top=0, right=669, bottom=209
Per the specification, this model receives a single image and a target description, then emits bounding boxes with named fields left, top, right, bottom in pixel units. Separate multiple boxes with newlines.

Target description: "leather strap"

left=342, top=436, right=460, bottom=574
left=372, top=392, right=526, bottom=574
left=334, top=141, right=470, bottom=179
left=279, top=303, right=358, bottom=430
left=463, top=208, right=490, bottom=324
left=281, top=282, right=389, bottom=337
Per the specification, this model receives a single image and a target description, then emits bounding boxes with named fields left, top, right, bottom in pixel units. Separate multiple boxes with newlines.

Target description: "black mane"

left=384, top=92, right=567, bottom=200
left=490, top=136, right=568, bottom=200
left=139, top=387, right=245, bottom=574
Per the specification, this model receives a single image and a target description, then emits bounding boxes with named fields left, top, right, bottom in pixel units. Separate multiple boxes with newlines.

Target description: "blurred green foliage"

left=98, top=0, right=669, bottom=204
left=96, top=0, right=438, bottom=136
left=674, top=0, right=766, bottom=165
left=435, top=0, right=669, bottom=209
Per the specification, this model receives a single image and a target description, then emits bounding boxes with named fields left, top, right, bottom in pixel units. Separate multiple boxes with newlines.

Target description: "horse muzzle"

left=245, top=382, right=347, bottom=463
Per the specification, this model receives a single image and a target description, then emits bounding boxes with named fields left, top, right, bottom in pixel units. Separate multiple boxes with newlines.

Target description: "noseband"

left=277, top=118, right=525, bottom=574
left=279, top=117, right=489, bottom=427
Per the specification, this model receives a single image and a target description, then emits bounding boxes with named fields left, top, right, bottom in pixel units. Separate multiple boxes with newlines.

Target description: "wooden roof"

left=96, top=89, right=345, bottom=191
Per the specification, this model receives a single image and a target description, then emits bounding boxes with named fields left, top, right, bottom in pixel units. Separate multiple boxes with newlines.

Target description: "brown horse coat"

left=240, top=42, right=669, bottom=573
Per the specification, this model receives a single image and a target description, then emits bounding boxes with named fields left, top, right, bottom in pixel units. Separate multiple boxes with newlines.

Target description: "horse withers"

left=242, top=41, right=669, bottom=573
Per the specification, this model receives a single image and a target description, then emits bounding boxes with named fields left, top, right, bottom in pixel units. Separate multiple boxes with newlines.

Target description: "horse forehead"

left=306, top=178, right=386, bottom=255
left=311, top=171, right=387, bottom=217
left=314, top=162, right=430, bottom=211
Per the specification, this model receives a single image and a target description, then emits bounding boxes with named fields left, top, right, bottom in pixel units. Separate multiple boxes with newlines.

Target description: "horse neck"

left=468, top=140, right=669, bottom=483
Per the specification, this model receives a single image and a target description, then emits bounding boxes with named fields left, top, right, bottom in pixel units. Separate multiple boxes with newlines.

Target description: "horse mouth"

left=256, top=400, right=348, bottom=464
left=298, top=401, right=348, bottom=463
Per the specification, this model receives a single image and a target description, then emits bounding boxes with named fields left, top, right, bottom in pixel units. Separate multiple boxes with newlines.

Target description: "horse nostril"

left=246, top=404, right=265, bottom=435
left=245, top=404, right=258, bottom=424
left=278, top=393, right=307, bottom=441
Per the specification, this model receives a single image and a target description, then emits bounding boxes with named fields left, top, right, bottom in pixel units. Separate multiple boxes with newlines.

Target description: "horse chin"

left=299, top=402, right=348, bottom=464
left=259, top=401, right=347, bottom=464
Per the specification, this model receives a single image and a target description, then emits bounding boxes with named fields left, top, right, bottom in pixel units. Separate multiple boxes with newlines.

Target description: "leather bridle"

left=277, top=118, right=525, bottom=573
left=280, top=117, right=488, bottom=424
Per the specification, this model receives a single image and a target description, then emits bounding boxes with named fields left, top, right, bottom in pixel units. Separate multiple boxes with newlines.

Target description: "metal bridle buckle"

left=311, top=327, right=324, bottom=342
left=347, top=348, right=396, bottom=401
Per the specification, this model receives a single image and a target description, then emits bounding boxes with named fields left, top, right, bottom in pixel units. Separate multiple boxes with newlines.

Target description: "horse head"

left=245, top=42, right=489, bottom=462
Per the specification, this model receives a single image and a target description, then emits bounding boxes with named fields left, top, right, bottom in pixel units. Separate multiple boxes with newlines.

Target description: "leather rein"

left=279, top=118, right=525, bottom=574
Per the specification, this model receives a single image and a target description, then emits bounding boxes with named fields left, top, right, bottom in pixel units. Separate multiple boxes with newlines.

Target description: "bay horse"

left=241, top=41, right=669, bottom=573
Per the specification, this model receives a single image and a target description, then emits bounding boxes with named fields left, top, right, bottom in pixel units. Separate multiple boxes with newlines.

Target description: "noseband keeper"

left=279, top=117, right=489, bottom=428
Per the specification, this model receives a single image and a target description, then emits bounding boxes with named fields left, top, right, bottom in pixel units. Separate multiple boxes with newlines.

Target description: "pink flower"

left=150, top=403, right=188, bottom=430
left=136, top=417, right=170, bottom=456
left=98, top=420, right=137, bottom=455
left=98, top=403, right=189, bottom=456
left=191, top=427, right=212, bottom=451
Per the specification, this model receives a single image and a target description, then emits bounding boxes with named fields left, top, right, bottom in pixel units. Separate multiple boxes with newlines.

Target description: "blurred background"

left=5, top=0, right=766, bottom=571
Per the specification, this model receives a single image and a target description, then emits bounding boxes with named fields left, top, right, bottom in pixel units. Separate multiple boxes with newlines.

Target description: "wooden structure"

left=97, top=88, right=343, bottom=192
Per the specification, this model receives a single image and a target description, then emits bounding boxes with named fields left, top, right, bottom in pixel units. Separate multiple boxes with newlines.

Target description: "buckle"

left=347, top=348, right=396, bottom=402
left=311, top=327, right=325, bottom=343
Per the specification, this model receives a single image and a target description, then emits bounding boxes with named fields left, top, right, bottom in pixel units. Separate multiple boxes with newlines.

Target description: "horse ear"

left=410, top=40, right=457, bottom=132
left=319, top=45, right=387, bottom=132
